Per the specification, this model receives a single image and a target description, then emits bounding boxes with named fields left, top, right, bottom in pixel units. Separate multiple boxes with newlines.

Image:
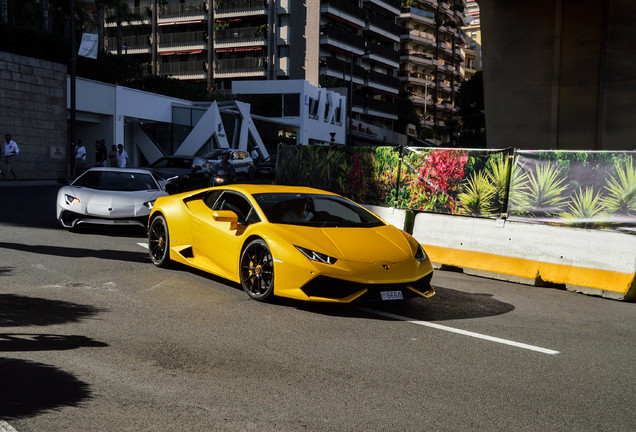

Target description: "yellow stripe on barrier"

left=424, top=245, right=635, bottom=296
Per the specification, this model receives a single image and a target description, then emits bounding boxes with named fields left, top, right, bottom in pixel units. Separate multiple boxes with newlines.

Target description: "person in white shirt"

left=2, top=134, right=20, bottom=180
left=74, top=139, right=87, bottom=177
left=116, top=144, right=129, bottom=167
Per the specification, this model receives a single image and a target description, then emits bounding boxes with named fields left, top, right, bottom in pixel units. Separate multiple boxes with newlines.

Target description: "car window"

left=206, top=191, right=260, bottom=225
left=253, top=193, right=384, bottom=227
left=73, top=171, right=159, bottom=191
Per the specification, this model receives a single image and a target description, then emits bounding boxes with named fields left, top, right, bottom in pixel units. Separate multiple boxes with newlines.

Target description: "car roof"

left=84, top=167, right=157, bottom=175
left=216, top=184, right=339, bottom=197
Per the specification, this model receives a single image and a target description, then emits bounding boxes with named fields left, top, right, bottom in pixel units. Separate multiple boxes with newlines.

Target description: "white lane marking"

left=1, top=420, right=19, bottom=432
left=137, top=242, right=148, bottom=249
left=357, top=307, right=560, bottom=355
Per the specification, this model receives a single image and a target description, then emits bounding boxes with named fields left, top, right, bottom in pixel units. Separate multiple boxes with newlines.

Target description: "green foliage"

left=0, top=23, right=69, bottom=63
left=510, top=161, right=569, bottom=217
left=601, top=158, right=636, bottom=216
left=559, top=187, right=607, bottom=229
left=457, top=170, right=495, bottom=216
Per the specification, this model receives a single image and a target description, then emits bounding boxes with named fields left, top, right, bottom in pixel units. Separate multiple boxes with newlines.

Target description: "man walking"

left=2, top=134, right=19, bottom=180
left=116, top=144, right=129, bottom=167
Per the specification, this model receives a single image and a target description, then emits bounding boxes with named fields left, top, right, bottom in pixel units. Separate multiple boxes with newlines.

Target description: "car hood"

left=268, top=224, right=413, bottom=263
left=67, top=186, right=166, bottom=205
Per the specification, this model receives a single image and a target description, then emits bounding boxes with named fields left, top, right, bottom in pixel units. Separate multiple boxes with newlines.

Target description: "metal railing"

left=158, top=31, right=205, bottom=47
left=215, top=26, right=267, bottom=44
left=157, top=1, right=206, bottom=18
left=105, top=35, right=149, bottom=51
left=215, top=0, right=267, bottom=14
left=321, top=25, right=365, bottom=51
left=159, top=60, right=206, bottom=76
left=215, top=57, right=266, bottom=73
left=367, top=70, right=400, bottom=89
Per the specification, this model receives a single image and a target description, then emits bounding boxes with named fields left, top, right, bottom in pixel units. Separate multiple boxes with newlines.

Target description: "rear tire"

left=148, top=215, right=171, bottom=267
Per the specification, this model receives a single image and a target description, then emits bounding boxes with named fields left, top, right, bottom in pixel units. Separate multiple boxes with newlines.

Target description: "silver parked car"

left=56, top=167, right=168, bottom=229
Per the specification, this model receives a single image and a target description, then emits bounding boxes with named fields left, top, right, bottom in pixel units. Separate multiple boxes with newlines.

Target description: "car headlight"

left=415, top=244, right=427, bottom=263
left=295, top=246, right=338, bottom=265
left=64, top=194, right=80, bottom=206
left=143, top=200, right=156, bottom=209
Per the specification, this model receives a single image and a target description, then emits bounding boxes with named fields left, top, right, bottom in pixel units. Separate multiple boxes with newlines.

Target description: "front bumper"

left=58, top=209, right=148, bottom=229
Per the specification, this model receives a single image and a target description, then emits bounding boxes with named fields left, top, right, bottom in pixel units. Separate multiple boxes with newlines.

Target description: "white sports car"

left=56, top=167, right=168, bottom=229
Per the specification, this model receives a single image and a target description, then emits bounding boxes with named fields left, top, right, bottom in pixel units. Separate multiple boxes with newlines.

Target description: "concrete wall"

left=365, top=205, right=636, bottom=301
left=0, top=51, right=67, bottom=179
left=479, top=0, right=636, bottom=151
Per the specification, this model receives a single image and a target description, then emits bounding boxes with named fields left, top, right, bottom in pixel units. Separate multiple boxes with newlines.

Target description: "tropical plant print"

left=275, top=145, right=635, bottom=233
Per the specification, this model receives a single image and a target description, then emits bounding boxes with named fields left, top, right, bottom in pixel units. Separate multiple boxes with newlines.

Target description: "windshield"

left=72, top=170, right=160, bottom=191
left=150, top=157, right=193, bottom=169
left=253, top=193, right=384, bottom=228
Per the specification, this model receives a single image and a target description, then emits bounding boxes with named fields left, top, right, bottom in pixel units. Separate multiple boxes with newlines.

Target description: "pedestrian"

left=74, top=139, right=87, bottom=177
left=96, top=139, right=107, bottom=167
left=116, top=144, right=129, bottom=168
left=251, top=145, right=260, bottom=162
left=2, top=134, right=20, bottom=180
left=108, top=144, right=118, bottom=167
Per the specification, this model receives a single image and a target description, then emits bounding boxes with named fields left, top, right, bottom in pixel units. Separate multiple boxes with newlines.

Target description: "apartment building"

left=99, top=0, right=406, bottom=145
left=462, top=0, right=482, bottom=77
left=399, top=0, right=466, bottom=139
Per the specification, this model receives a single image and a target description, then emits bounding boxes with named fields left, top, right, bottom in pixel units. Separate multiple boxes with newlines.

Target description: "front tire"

left=240, top=239, right=275, bottom=301
left=148, top=215, right=171, bottom=267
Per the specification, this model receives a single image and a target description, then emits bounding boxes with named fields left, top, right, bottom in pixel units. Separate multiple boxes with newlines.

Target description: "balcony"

left=104, top=6, right=150, bottom=27
left=401, top=7, right=435, bottom=27
left=214, top=57, right=267, bottom=77
left=365, top=43, right=399, bottom=66
left=105, top=35, right=150, bottom=53
left=364, top=14, right=400, bottom=42
left=352, top=94, right=398, bottom=118
left=159, top=60, right=206, bottom=79
left=402, top=29, right=436, bottom=49
left=320, top=0, right=365, bottom=28
left=215, top=0, right=267, bottom=18
left=399, top=50, right=436, bottom=69
left=398, top=70, right=434, bottom=87
left=363, top=0, right=401, bottom=15
left=320, top=56, right=366, bottom=85
left=157, top=1, right=206, bottom=21
left=215, top=26, right=267, bottom=46
left=366, top=70, right=400, bottom=92
left=158, top=31, right=206, bottom=52
left=320, top=25, right=365, bottom=55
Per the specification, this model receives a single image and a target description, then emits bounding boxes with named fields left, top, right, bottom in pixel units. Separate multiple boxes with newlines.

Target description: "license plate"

left=380, top=290, right=403, bottom=300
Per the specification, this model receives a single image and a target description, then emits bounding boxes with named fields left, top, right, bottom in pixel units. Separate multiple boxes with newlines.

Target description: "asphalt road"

left=0, top=183, right=634, bottom=431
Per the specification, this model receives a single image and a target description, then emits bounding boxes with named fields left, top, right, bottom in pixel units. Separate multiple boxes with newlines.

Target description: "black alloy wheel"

left=240, top=239, right=275, bottom=301
left=148, top=215, right=171, bottom=267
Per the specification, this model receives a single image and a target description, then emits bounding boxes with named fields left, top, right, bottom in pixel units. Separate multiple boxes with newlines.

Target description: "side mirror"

left=212, top=210, right=239, bottom=230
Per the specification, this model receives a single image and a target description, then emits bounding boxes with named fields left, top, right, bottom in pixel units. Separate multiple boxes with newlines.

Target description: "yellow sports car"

left=147, top=184, right=435, bottom=303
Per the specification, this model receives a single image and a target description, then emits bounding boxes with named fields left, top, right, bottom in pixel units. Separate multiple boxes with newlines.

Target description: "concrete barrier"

left=365, top=205, right=636, bottom=301
left=413, top=213, right=636, bottom=301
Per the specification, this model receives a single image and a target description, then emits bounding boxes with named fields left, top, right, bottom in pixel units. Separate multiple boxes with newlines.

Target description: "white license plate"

left=380, top=290, right=403, bottom=300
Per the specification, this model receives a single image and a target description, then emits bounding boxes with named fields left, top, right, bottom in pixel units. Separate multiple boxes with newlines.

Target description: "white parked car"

left=56, top=167, right=168, bottom=229
left=202, top=149, right=256, bottom=178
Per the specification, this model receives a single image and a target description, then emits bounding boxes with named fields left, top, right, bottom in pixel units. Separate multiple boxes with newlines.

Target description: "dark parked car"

left=149, top=155, right=211, bottom=194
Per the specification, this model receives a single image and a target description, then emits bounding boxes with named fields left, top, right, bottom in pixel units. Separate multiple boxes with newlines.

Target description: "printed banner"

left=507, top=151, right=636, bottom=233
left=395, top=147, right=511, bottom=217
left=78, top=33, right=98, bottom=59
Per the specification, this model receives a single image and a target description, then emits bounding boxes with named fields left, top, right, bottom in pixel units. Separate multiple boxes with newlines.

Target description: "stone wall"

left=0, top=51, right=67, bottom=180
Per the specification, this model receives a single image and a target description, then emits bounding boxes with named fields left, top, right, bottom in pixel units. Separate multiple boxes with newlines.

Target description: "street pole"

left=70, top=0, right=76, bottom=177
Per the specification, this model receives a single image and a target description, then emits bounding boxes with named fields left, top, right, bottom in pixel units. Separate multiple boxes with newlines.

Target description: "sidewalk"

left=0, top=179, right=60, bottom=187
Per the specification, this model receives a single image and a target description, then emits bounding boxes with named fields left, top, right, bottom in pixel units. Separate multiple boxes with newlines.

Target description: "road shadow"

left=0, top=185, right=60, bottom=229
left=162, top=263, right=515, bottom=322
left=273, top=285, right=515, bottom=322
left=0, top=357, right=92, bottom=419
left=0, top=294, right=105, bottom=327
left=0, top=333, right=108, bottom=352
left=0, top=242, right=149, bottom=263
